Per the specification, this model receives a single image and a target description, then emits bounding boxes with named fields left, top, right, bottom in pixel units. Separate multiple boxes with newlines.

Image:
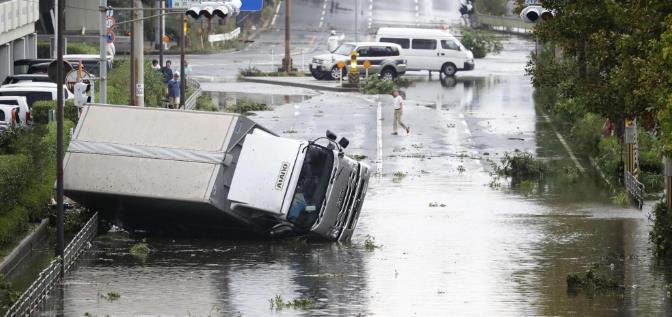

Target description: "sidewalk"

left=239, top=76, right=360, bottom=92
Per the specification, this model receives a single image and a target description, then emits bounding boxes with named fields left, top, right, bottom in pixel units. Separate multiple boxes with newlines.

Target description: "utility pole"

left=159, top=0, right=165, bottom=67
left=55, top=0, right=65, bottom=276
left=355, top=0, right=358, bottom=42
left=133, top=0, right=144, bottom=107
left=99, top=0, right=107, bottom=104
left=180, top=13, right=186, bottom=109
left=283, top=0, right=292, bottom=72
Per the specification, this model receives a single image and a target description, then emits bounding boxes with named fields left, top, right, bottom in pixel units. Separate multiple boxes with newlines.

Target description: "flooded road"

left=41, top=37, right=672, bottom=316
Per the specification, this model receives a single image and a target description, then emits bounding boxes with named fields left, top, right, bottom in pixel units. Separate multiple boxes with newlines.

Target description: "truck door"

left=440, top=38, right=465, bottom=69
left=410, top=39, right=439, bottom=71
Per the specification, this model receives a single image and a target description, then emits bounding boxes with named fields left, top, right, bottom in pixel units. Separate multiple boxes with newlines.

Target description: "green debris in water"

left=364, top=235, right=382, bottom=251
left=393, top=171, right=406, bottom=178
left=130, top=241, right=151, bottom=262
left=101, top=292, right=121, bottom=301
left=566, top=269, right=621, bottom=293
left=269, top=294, right=314, bottom=311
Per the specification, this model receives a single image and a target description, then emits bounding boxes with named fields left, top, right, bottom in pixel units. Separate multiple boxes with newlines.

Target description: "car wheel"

left=380, top=68, right=396, bottom=81
left=441, top=63, right=457, bottom=76
left=330, top=66, right=344, bottom=80
left=312, top=71, right=325, bottom=80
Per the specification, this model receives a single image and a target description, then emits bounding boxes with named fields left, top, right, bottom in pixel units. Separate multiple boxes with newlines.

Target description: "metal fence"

left=473, top=14, right=534, bottom=35
left=624, top=171, right=645, bottom=209
left=184, top=78, right=202, bottom=110
left=4, top=213, right=98, bottom=317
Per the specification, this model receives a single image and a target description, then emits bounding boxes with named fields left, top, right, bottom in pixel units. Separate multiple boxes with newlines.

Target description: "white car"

left=0, top=82, right=73, bottom=108
left=0, top=96, right=31, bottom=124
left=0, top=105, right=25, bottom=131
left=376, top=27, right=475, bottom=76
left=310, top=42, right=407, bottom=80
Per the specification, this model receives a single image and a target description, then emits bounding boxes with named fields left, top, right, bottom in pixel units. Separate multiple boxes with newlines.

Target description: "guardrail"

left=624, top=171, right=645, bottom=209
left=184, top=78, right=202, bottom=110
left=473, top=14, right=533, bottom=35
left=4, top=213, right=99, bottom=317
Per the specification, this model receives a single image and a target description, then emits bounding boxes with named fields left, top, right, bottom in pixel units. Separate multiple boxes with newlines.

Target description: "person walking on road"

left=168, top=72, right=181, bottom=109
left=392, top=90, right=410, bottom=135
left=327, top=30, right=345, bottom=52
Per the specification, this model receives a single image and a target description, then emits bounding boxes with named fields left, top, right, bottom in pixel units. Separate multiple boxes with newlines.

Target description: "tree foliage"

left=528, top=1, right=672, bottom=155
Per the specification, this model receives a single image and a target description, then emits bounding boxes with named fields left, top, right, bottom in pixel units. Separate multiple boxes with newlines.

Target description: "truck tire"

left=380, top=67, right=397, bottom=81
left=441, top=63, right=457, bottom=76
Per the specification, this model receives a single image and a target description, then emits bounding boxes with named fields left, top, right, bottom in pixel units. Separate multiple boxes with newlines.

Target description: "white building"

left=0, top=0, right=39, bottom=81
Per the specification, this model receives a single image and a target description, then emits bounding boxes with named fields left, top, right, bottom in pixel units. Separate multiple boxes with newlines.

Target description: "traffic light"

left=186, top=0, right=242, bottom=19
left=520, top=5, right=555, bottom=23
left=74, top=81, right=94, bottom=108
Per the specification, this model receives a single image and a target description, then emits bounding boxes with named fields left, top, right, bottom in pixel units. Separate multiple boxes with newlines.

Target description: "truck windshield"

left=287, top=144, right=334, bottom=230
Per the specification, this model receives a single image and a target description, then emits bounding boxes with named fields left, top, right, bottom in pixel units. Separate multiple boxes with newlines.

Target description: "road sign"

left=241, top=0, right=263, bottom=11
left=170, top=0, right=262, bottom=12
left=106, top=31, right=115, bottom=44
left=105, top=16, right=116, bottom=29
left=363, top=60, right=371, bottom=69
left=336, top=61, right=345, bottom=69
left=136, top=84, right=144, bottom=97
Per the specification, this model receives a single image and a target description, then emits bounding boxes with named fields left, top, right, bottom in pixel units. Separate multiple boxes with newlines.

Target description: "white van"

left=375, top=27, right=474, bottom=76
left=0, top=83, right=73, bottom=108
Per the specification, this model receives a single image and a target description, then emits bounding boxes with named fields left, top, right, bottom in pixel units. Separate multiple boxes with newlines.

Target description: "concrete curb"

left=240, top=77, right=359, bottom=93
left=0, top=219, right=50, bottom=277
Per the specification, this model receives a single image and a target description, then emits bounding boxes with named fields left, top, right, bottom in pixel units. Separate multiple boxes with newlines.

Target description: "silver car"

left=310, top=42, right=407, bottom=80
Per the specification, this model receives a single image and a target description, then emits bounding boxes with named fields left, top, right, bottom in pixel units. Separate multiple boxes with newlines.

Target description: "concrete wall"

left=0, top=0, right=39, bottom=80
left=65, top=0, right=100, bottom=35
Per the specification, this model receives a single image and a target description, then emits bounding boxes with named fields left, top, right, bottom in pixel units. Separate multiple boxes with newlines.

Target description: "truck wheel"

left=441, top=63, right=457, bottom=76
left=380, top=67, right=396, bottom=81
left=330, top=66, right=344, bottom=80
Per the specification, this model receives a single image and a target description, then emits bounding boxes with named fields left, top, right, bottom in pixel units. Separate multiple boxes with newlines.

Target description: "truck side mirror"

left=326, top=130, right=337, bottom=141
left=338, top=137, right=349, bottom=149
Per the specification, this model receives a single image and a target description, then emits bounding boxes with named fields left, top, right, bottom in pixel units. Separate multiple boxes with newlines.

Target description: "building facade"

left=0, top=0, right=39, bottom=81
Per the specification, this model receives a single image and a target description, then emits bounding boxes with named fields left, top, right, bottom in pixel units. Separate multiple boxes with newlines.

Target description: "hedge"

left=32, top=100, right=80, bottom=125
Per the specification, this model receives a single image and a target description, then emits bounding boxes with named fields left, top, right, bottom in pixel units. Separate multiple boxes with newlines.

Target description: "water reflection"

left=206, top=91, right=312, bottom=111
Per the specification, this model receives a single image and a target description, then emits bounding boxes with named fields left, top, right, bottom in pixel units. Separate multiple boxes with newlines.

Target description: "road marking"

left=376, top=99, right=383, bottom=178
left=270, top=1, right=282, bottom=26
left=542, top=114, right=586, bottom=172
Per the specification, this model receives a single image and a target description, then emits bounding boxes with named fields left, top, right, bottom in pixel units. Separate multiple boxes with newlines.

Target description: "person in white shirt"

left=327, top=30, right=345, bottom=53
left=392, top=90, right=410, bottom=135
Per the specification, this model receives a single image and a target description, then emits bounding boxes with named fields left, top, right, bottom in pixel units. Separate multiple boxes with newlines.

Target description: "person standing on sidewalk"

left=168, top=72, right=181, bottom=109
left=327, top=30, right=345, bottom=53
left=392, top=90, right=410, bottom=135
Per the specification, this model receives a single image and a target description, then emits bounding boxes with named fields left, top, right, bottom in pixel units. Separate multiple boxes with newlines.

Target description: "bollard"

left=301, top=48, right=305, bottom=73
left=665, top=156, right=671, bottom=209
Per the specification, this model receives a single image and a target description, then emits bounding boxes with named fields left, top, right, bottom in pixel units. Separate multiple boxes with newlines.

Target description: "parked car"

left=0, top=82, right=73, bottom=108
left=13, top=59, right=53, bottom=75
left=0, top=96, right=31, bottom=124
left=2, top=74, right=52, bottom=86
left=375, top=27, right=474, bottom=76
left=310, top=42, right=407, bottom=80
left=0, top=105, right=24, bottom=131
left=16, top=55, right=113, bottom=75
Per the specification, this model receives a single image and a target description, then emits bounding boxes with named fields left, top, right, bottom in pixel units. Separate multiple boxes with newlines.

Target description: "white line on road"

left=271, top=1, right=282, bottom=26
left=542, top=114, right=586, bottom=172
left=376, top=99, right=383, bottom=178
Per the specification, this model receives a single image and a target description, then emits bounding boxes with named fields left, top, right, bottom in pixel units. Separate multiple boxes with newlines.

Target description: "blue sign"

left=241, top=0, right=263, bottom=11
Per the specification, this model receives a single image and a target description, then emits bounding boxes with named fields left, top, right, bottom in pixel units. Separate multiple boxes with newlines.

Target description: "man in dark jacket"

left=167, top=72, right=181, bottom=109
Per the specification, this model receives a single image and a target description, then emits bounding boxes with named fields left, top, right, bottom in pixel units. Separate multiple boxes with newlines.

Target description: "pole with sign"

left=363, top=60, right=370, bottom=79
left=337, top=60, right=345, bottom=86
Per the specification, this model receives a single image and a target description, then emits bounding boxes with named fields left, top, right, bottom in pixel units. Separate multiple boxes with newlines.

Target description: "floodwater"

left=39, top=37, right=672, bottom=316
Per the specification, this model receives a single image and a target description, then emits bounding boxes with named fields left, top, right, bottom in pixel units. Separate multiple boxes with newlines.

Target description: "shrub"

left=650, top=202, right=672, bottom=257
left=195, top=94, right=218, bottom=112
left=107, top=59, right=165, bottom=107
left=32, top=100, right=80, bottom=125
left=554, top=98, right=587, bottom=128
left=225, top=99, right=270, bottom=115
left=67, top=42, right=98, bottom=55
left=460, top=29, right=503, bottom=58
left=37, top=41, right=51, bottom=58
left=474, top=0, right=508, bottom=16
left=570, top=113, right=603, bottom=156
left=596, top=136, right=623, bottom=185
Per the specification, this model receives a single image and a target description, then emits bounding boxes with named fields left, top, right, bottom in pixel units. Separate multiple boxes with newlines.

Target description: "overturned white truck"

left=63, top=105, right=370, bottom=241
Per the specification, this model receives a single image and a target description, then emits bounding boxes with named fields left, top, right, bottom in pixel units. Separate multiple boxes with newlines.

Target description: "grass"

left=101, top=291, right=121, bottom=301
left=238, top=66, right=305, bottom=78
left=269, top=294, right=313, bottom=311
left=364, top=235, right=382, bottom=251
left=610, top=190, right=629, bottom=207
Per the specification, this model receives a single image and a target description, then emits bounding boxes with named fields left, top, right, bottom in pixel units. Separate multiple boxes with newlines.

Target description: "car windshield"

left=287, top=144, right=334, bottom=230
left=334, top=44, right=356, bottom=56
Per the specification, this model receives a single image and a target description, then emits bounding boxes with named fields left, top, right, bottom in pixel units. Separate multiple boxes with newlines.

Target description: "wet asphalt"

left=38, top=2, right=672, bottom=316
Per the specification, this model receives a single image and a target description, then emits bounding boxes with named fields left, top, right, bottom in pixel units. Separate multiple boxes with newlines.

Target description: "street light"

left=186, top=0, right=242, bottom=19
left=520, top=5, right=555, bottom=23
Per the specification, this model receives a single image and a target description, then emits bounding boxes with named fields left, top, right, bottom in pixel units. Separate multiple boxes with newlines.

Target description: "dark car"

left=1, top=74, right=52, bottom=86
left=13, top=59, right=53, bottom=74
